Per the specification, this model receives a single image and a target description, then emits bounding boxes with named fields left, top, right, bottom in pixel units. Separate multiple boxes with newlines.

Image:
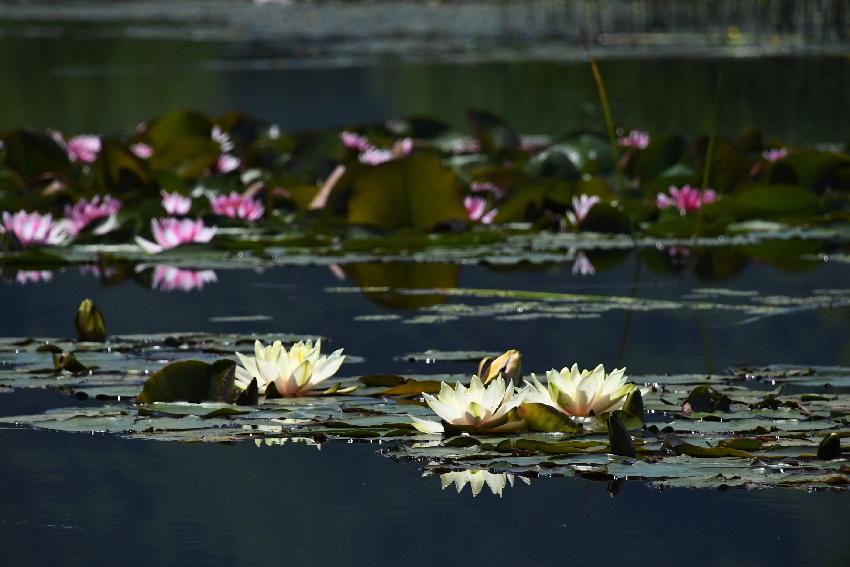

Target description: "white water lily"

left=438, top=470, right=530, bottom=497
left=234, top=339, right=345, bottom=396
left=410, top=375, right=527, bottom=434
left=525, top=364, right=635, bottom=417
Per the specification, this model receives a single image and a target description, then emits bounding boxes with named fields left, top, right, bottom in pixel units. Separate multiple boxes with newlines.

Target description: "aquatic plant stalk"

left=588, top=54, right=625, bottom=191
left=700, top=71, right=724, bottom=192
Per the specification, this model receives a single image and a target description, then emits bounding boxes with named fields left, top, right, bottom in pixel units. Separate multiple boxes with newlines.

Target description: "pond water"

left=2, top=10, right=850, bottom=565
left=2, top=250, right=850, bottom=565
left=1, top=33, right=848, bottom=142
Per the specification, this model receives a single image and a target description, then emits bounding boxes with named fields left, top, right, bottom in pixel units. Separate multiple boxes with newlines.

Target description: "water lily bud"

left=478, top=349, right=522, bottom=385
left=75, top=298, right=106, bottom=342
left=817, top=433, right=841, bottom=460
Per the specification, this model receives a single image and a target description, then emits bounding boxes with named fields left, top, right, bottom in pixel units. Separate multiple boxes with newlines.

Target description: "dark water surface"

left=2, top=255, right=850, bottom=374
left=0, top=33, right=848, bottom=142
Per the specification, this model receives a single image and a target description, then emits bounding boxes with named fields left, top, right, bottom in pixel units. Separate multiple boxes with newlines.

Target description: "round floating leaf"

left=137, top=360, right=218, bottom=404
left=664, top=438, right=752, bottom=458
left=682, top=385, right=732, bottom=414
left=347, top=154, right=466, bottom=229
left=359, top=374, right=407, bottom=387
left=75, top=299, right=106, bottom=342
left=378, top=379, right=443, bottom=397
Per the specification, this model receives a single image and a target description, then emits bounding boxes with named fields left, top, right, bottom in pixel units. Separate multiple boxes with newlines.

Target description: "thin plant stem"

left=588, top=53, right=626, bottom=192
left=700, top=71, right=724, bottom=191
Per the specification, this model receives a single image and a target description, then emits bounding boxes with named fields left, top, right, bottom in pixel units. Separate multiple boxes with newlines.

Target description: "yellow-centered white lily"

left=410, top=375, right=527, bottom=434
left=525, top=363, right=635, bottom=417
left=235, top=339, right=345, bottom=396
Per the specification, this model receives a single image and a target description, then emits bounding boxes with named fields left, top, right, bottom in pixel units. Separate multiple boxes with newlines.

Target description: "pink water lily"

left=161, top=191, right=192, bottom=215
left=464, top=196, right=498, bottom=225
left=64, top=195, right=121, bottom=235
left=1, top=210, right=70, bottom=247
left=152, top=265, right=218, bottom=292
left=359, top=147, right=394, bottom=165
left=762, top=148, right=788, bottom=162
left=656, top=185, right=716, bottom=215
left=216, top=153, right=241, bottom=174
left=358, top=138, right=414, bottom=165
left=208, top=191, right=265, bottom=221
left=134, top=217, right=217, bottom=254
left=211, top=126, right=235, bottom=152
left=617, top=129, right=650, bottom=149
left=340, top=131, right=371, bottom=152
left=66, top=135, right=101, bottom=164
left=566, top=194, right=600, bottom=227
left=130, top=143, right=153, bottom=159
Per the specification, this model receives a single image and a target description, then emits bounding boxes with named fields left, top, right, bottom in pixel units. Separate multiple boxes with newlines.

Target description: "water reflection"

left=571, top=251, right=596, bottom=276
left=253, top=436, right=322, bottom=450
left=12, top=270, right=53, bottom=285
left=434, top=469, right=531, bottom=498
left=149, top=265, right=218, bottom=292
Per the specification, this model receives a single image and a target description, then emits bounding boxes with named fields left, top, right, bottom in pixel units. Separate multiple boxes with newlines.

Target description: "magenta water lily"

left=208, top=191, right=265, bottom=221
left=64, top=195, right=121, bottom=235
left=160, top=191, right=192, bottom=215
left=656, top=185, right=716, bottom=215
left=1, top=210, right=70, bottom=248
left=135, top=217, right=217, bottom=254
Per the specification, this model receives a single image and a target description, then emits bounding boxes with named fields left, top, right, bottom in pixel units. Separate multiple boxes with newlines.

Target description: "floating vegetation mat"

left=1, top=335, right=850, bottom=492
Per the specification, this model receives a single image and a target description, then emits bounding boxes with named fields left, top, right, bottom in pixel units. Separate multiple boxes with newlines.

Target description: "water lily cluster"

left=412, top=352, right=638, bottom=435
left=0, top=108, right=846, bottom=260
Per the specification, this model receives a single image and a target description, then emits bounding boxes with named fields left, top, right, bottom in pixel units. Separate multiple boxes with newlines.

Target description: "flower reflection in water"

left=434, top=469, right=530, bottom=497
left=151, top=265, right=218, bottom=292
left=14, top=270, right=54, bottom=285
left=253, top=436, right=322, bottom=450
left=571, top=250, right=595, bottom=276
